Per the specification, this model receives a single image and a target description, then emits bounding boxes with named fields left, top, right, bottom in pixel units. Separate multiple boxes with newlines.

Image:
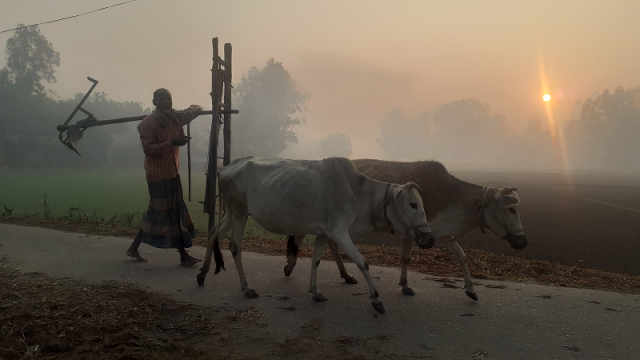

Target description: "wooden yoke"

left=204, top=38, right=235, bottom=232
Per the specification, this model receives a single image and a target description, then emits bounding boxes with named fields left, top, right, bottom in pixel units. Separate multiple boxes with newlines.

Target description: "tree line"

left=2, top=25, right=638, bottom=172
left=377, top=90, right=640, bottom=172
left=0, top=26, right=317, bottom=170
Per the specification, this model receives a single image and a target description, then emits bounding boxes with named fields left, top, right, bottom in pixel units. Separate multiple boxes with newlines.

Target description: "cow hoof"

left=343, top=275, right=358, bottom=284
left=313, top=293, right=328, bottom=302
left=196, top=273, right=205, bottom=287
left=466, top=291, right=478, bottom=301
left=245, top=289, right=260, bottom=298
left=402, top=288, right=415, bottom=296
left=372, top=302, right=385, bottom=314
left=284, top=265, right=292, bottom=277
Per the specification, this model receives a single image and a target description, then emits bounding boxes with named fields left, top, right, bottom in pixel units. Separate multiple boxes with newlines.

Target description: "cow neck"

left=369, top=181, right=393, bottom=231
left=472, top=186, right=494, bottom=235
left=449, top=180, right=485, bottom=237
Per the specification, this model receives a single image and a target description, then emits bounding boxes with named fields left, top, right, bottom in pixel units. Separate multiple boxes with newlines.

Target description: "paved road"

left=1, top=223, right=638, bottom=359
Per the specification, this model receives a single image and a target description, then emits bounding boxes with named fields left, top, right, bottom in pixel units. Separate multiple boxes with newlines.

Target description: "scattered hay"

left=0, top=257, right=381, bottom=360
left=0, top=256, right=229, bottom=359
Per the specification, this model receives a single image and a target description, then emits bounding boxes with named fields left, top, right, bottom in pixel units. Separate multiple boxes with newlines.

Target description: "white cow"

left=285, top=159, right=527, bottom=301
left=197, top=156, right=434, bottom=314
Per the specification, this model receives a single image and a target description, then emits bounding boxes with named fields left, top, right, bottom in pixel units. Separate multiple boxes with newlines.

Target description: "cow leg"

left=446, top=240, right=478, bottom=301
left=327, top=239, right=358, bottom=284
left=284, top=235, right=305, bottom=277
left=229, top=215, right=257, bottom=298
left=399, top=236, right=415, bottom=295
left=309, top=235, right=328, bottom=302
left=331, top=233, right=385, bottom=314
left=197, top=214, right=232, bottom=286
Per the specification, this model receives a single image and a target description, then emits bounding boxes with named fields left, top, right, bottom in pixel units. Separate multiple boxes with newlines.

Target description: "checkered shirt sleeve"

left=137, top=105, right=203, bottom=180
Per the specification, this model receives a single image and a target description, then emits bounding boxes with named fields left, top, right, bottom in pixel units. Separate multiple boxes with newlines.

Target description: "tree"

left=231, top=59, right=310, bottom=158
left=377, top=99, right=507, bottom=163
left=0, top=26, right=149, bottom=168
left=318, top=132, right=352, bottom=158
left=580, top=86, right=640, bottom=169
left=377, top=109, right=432, bottom=160
left=3, top=25, right=60, bottom=96
left=0, top=25, right=60, bottom=166
left=430, top=99, right=508, bottom=162
left=524, top=118, right=542, bottom=138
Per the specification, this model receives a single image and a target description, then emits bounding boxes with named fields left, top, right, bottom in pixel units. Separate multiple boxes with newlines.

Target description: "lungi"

left=135, top=176, right=196, bottom=249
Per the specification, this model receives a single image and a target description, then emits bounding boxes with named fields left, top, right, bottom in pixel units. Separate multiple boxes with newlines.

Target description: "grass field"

left=0, top=167, right=281, bottom=240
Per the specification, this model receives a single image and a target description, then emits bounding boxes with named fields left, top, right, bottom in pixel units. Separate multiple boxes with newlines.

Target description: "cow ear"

left=394, top=187, right=403, bottom=200
left=497, top=193, right=520, bottom=207
left=407, top=181, right=422, bottom=192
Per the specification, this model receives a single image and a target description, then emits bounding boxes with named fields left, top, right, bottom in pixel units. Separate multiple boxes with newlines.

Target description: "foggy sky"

left=2, top=0, right=639, bottom=159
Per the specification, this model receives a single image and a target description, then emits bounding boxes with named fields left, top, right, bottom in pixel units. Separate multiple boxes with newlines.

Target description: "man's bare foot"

left=127, top=249, right=148, bottom=262
left=180, top=256, right=202, bottom=267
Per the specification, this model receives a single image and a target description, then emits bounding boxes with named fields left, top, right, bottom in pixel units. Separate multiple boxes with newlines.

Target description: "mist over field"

left=0, top=1, right=639, bottom=174
left=5, top=5, right=640, bottom=359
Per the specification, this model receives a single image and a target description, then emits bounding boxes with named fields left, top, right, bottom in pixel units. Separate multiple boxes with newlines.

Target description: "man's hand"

left=189, top=105, right=204, bottom=115
left=172, top=136, right=191, bottom=146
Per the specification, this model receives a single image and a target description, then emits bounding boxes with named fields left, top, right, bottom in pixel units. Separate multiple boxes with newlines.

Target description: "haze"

left=2, top=0, right=639, bottom=160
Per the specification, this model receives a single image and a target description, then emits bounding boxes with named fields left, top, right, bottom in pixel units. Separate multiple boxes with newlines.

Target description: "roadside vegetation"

left=0, top=168, right=282, bottom=240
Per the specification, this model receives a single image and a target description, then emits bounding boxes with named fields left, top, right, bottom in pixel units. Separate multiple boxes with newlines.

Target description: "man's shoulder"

left=138, top=112, right=158, bottom=130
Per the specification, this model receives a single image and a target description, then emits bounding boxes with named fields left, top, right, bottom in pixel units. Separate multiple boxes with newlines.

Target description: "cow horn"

left=407, top=182, right=422, bottom=192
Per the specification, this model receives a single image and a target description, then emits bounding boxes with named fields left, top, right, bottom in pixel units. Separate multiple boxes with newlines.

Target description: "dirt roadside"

left=0, top=255, right=380, bottom=360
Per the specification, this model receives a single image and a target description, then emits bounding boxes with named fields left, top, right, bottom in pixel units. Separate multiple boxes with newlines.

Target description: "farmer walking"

left=127, top=88, right=203, bottom=266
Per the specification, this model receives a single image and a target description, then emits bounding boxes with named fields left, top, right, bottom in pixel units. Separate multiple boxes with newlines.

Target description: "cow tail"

left=286, top=235, right=298, bottom=261
left=213, top=233, right=225, bottom=274
left=213, top=180, right=226, bottom=274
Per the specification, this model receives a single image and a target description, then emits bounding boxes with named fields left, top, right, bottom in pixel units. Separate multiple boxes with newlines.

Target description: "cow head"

left=385, top=182, right=435, bottom=249
left=481, top=187, right=527, bottom=250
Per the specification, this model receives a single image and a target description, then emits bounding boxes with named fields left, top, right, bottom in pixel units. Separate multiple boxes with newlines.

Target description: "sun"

left=543, top=94, right=551, bottom=102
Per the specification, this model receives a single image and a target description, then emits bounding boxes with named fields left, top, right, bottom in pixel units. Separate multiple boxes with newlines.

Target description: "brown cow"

left=285, top=159, right=526, bottom=301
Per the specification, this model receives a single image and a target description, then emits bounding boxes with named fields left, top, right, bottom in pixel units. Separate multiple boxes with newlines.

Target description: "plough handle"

left=61, top=77, right=99, bottom=127
left=56, top=110, right=228, bottom=132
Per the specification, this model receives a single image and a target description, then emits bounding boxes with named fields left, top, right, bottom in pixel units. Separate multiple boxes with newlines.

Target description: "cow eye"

left=508, top=208, right=516, bottom=214
left=410, top=203, right=418, bottom=209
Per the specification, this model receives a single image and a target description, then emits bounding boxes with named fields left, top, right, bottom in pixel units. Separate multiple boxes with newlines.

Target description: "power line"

left=0, top=0, right=140, bottom=35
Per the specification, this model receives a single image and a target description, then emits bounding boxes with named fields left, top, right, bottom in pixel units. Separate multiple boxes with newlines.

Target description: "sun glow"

left=538, top=52, right=572, bottom=183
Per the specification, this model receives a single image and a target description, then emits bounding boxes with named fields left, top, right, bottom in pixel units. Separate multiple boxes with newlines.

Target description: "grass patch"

left=0, top=168, right=284, bottom=239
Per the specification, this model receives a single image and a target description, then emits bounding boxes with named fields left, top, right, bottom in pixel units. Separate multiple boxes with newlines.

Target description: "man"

left=126, top=88, right=203, bottom=266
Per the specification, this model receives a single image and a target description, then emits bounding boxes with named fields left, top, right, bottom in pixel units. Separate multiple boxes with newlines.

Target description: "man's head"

left=153, top=88, right=172, bottom=111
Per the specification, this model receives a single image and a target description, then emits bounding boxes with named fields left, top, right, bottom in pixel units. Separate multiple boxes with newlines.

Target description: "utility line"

left=0, top=0, right=139, bottom=35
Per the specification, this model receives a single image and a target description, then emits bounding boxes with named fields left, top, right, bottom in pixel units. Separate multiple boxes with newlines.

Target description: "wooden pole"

left=205, top=38, right=221, bottom=231
left=187, top=123, right=191, bottom=201
left=223, top=43, right=232, bottom=166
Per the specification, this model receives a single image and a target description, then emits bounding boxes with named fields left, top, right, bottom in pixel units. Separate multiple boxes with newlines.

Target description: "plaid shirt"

left=137, top=105, right=203, bottom=181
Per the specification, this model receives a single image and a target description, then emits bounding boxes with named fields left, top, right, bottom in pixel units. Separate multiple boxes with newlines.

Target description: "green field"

left=0, top=167, right=282, bottom=240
